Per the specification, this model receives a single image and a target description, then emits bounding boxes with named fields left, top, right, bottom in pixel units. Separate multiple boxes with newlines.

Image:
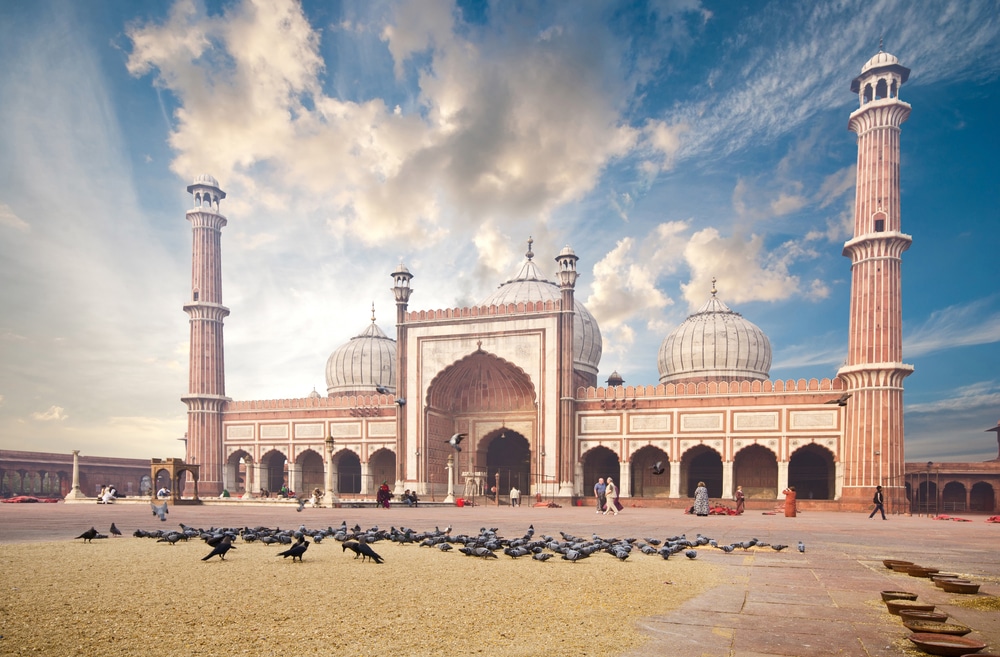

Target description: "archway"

left=480, top=429, right=531, bottom=497
left=681, top=446, right=722, bottom=497
left=915, top=481, right=938, bottom=514
left=630, top=446, right=669, bottom=497
left=260, top=450, right=287, bottom=494
left=583, top=446, right=619, bottom=502
left=788, top=444, right=835, bottom=500
left=970, top=482, right=995, bottom=513
left=297, top=449, right=325, bottom=496
left=941, top=481, right=967, bottom=513
left=733, top=444, right=778, bottom=499
left=225, top=449, right=252, bottom=494
left=337, top=451, right=361, bottom=494
left=368, top=448, right=396, bottom=493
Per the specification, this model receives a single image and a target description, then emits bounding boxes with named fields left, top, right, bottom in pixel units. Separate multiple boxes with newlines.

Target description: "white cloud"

left=906, top=381, right=1000, bottom=414
left=0, top=202, right=29, bottom=232
left=904, top=298, right=1000, bottom=358
left=31, top=406, right=68, bottom=422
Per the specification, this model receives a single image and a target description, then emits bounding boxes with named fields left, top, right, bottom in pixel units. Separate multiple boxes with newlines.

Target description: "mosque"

left=175, top=49, right=985, bottom=513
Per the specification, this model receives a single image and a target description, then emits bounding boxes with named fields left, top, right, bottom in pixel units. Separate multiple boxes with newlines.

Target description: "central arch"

left=479, top=429, right=531, bottom=497
left=681, top=446, right=722, bottom=498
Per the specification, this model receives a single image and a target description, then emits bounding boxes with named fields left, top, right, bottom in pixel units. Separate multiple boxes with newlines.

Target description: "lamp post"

left=926, top=461, right=933, bottom=516
left=324, top=435, right=339, bottom=507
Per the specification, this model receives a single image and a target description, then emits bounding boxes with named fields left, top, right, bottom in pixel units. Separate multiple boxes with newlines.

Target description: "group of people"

left=592, top=477, right=623, bottom=516
left=401, top=489, right=419, bottom=507
left=97, top=484, right=119, bottom=504
left=376, top=482, right=392, bottom=508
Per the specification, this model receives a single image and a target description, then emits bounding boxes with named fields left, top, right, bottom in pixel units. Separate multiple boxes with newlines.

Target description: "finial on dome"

left=711, top=277, right=718, bottom=297
left=526, top=237, right=534, bottom=260
left=878, top=36, right=883, bottom=52
left=371, top=302, right=376, bottom=323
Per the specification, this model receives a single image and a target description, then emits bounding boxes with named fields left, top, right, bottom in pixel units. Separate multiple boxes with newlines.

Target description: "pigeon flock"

left=77, top=518, right=805, bottom=566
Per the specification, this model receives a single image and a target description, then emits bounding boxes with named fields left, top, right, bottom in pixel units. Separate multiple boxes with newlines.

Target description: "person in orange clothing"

left=782, top=486, right=797, bottom=517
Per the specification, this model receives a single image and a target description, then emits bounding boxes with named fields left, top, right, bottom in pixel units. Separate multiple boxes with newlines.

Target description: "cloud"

left=0, top=202, right=29, bottom=232
left=906, top=381, right=1000, bottom=414
left=31, top=406, right=68, bottom=422
left=904, top=297, right=1000, bottom=359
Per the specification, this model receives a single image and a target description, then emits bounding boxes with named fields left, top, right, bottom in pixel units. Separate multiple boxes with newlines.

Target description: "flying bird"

left=76, top=527, right=98, bottom=543
left=109, top=523, right=122, bottom=537
left=824, top=393, right=852, bottom=407
left=446, top=433, right=467, bottom=452
left=296, top=497, right=307, bottom=512
left=375, top=385, right=391, bottom=394
left=202, top=537, right=236, bottom=561
left=651, top=461, right=665, bottom=475
left=151, top=500, right=168, bottom=521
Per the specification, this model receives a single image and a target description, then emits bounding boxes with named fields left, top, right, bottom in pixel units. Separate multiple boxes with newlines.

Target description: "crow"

left=202, top=537, right=236, bottom=561
left=151, top=500, right=168, bottom=522
left=446, top=432, right=467, bottom=452
left=345, top=541, right=383, bottom=564
left=277, top=538, right=309, bottom=562
left=651, top=461, right=665, bottom=475
left=109, top=523, right=122, bottom=537
left=76, top=527, right=98, bottom=543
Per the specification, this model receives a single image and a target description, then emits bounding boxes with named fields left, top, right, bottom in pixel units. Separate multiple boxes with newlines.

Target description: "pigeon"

left=277, top=538, right=309, bottom=562
left=76, top=527, right=98, bottom=543
left=824, top=392, right=852, bottom=406
left=684, top=550, right=698, bottom=559
left=446, top=433, right=467, bottom=452
left=151, top=500, right=168, bottom=521
left=202, top=537, right=236, bottom=561
left=532, top=552, right=553, bottom=562
left=375, top=385, right=391, bottom=394
left=296, top=497, right=306, bottom=512
left=651, top=461, right=665, bottom=475
left=797, top=541, right=805, bottom=553
left=771, top=544, right=788, bottom=552
left=109, top=523, right=122, bottom=537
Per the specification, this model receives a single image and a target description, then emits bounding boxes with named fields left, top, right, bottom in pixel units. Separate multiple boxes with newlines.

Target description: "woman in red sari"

left=376, top=481, right=391, bottom=509
left=782, top=486, right=797, bottom=517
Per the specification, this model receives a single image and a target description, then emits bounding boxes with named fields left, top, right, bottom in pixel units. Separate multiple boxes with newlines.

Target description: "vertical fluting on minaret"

left=182, top=175, right=230, bottom=497
left=838, top=51, right=914, bottom=507
left=555, top=245, right=579, bottom=497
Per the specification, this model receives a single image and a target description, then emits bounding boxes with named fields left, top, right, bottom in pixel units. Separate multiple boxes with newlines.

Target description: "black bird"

left=109, top=523, right=122, bottom=537
left=277, top=538, right=309, bottom=562
left=357, top=542, right=384, bottom=564
left=76, top=527, right=98, bottom=543
left=824, top=392, right=852, bottom=407
left=342, top=541, right=363, bottom=558
left=202, top=537, right=236, bottom=561
left=446, top=432, right=467, bottom=451
left=651, top=461, right=665, bottom=475
left=151, top=500, right=168, bottom=521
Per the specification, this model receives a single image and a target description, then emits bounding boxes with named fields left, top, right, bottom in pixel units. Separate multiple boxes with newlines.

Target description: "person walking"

left=603, top=477, right=620, bottom=515
left=734, top=485, right=745, bottom=515
left=594, top=477, right=606, bottom=514
left=869, top=485, right=887, bottom=520
left=693, top=481, right=709, bottom=516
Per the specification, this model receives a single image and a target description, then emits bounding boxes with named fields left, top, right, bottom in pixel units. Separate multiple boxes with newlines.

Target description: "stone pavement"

left=2, top=501, right=997, bottom=656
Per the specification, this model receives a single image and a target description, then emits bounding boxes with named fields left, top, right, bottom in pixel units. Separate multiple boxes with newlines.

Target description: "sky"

left=0, top=0, right=998, bottom=463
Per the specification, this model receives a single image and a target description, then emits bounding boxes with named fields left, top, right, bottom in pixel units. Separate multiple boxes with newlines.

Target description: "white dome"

left=325, top=322, right=396, bottom=396
left=861, top=50, right=899, bottom=74
left=658, top=289, right=771, bottom=383
left=480, top=242, right=602, bottom=378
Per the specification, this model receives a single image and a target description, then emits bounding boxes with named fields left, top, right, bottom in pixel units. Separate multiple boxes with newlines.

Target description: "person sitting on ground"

left=310, top=487, right=322, bottom=507
left=407, top=490, right=419, bottom=507
left=156, top=486, right=170, bottom=499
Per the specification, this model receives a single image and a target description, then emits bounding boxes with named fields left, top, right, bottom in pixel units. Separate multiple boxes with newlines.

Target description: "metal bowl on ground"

left=900, top=609, right=950, bottom=623
left=884, top=559, right=914, bottom=569
left=931, top=573, right=961, bottom=581
left=907, top=633, right=986, bottom=656
left=939, top=581, right=981, bottom=594
left=936, top=578, right=971, bottom=589
left=886, top=599, right=936, bottom=615
left=909, top=567, right=942, bottom=578
left=882, top=590, right=919, bottom=602
left=893, top=563, right=923, bottom=573
left=902, top=620, right=972, bottom=636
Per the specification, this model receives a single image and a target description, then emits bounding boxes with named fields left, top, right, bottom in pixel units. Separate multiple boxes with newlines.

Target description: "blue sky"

left=0, top=0, right=998, bottom=462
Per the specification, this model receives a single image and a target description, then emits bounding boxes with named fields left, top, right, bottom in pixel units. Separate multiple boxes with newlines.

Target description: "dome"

left=325, top=321, right=396, bottom=396
left=658, top=286, right=771, bottom=384
left=192, top=173, right=220, bottom=188
left=480, top=240, right=602, bottom=378
left=860, top=50, right=899, bottom=74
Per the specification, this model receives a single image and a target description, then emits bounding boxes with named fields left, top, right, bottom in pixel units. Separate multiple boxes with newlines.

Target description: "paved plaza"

left=2, top=501, right=997, bottom=656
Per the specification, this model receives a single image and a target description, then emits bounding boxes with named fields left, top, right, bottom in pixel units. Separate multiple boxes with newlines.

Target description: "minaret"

left=181, top=175, right=230, bottom=496
left=391, top=262, right=413, bottom=494
left=838, top=49, right=914, bottom=508
left=555, top=243, right=578, bottom=498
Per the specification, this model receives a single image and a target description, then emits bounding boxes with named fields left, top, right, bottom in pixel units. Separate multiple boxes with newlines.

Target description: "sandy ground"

left=0, top=510, right=718, bottom=656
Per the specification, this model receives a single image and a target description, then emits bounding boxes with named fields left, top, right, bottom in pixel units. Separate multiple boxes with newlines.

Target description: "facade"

left=1, top=450, right=150, bottom=498
left=171, top=49, right=996, bottom=512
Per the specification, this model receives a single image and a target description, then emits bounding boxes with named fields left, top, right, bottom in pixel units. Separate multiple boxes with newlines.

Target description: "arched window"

left=875, top=78, right=888, bottom=100
left=863, top=83, right=873, bottom=104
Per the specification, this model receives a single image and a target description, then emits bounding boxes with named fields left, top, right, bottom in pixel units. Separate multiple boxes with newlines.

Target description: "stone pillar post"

left=722, top=460, right=734, bottom=500
left=444, top=454, right=455, bottom=504
left=669, top=461, right=681, bottom=498
left=323, top=436, right=339, bottom=507
left=65, top=450, right=88, bottom=500
left=619, top=460, right=631, bottom=498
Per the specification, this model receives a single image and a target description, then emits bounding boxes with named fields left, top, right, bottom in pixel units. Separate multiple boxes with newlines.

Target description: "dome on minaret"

left=658, top=282, right=771, bottom=384
left=325, top=313, right=396, bottom=396
left=861, top=50, right=899, bottom=74
left=193, top=173, right=220, bottom=188
left=480, top=238, right=602, bottom=379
